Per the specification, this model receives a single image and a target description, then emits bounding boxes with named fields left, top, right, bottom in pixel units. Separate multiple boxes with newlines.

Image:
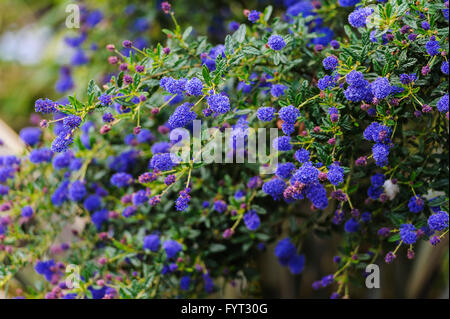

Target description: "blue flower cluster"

left=274, top=238, right=305, bottom=274
left=268, top=35, right=286, bottom=51
left=168, top=103, right=197, bottom=129
left=348, top=7, right=374, bottom=28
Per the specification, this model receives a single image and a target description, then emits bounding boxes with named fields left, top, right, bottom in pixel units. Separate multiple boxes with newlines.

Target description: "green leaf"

left=242, top=46, right=260, bottom=55
left=182, top=26, right=192, bottom=40
left=224, top=35, right=234, bottom=56
left=202, top=64, right=212, bottom=86
left=233, top=24, right=246, bottom=43
left=264, top=5, right=273, bottom=22
left=87, top=79, right=101, bottom=98
left=209, top=243, right=226, bottom=253
left=388, top=233, right=401, bottom=243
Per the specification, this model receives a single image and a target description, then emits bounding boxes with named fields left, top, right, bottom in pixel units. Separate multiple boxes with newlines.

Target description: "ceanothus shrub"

left=0, top=0, right=449, bottom=299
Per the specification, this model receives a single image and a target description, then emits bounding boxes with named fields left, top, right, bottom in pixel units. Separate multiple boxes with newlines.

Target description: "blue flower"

left=368, top=186, right=383, bottom=200
left=71, top=49, right=89, bottom=66
left=327, top=163, right=344, bottom=186
left=132, top=17, right=149, bottom=32
left=163, top=240, right=183, bottom=259
left=136, top=129, right=153, bottom=144
left=164, top=77, right=187, bottom=95
left=279, top=105, right=299, bottom=124
left=274, top=238, right=297, bottom=267
left=270, top=84, right=287, bottom=97
left=63, top=115, right=82, bottom=129
left=99, top=94, right=112, bottom=106
left=69, top=181, right=87, bottom=202
left=248, top=10, right=261, bottom=23
left=408, top=195, right=424, bottom=213
left=143, top=234, right=160, bottom=252
left=102, top=112, right=114, bottom=123
left=344, top=218, right=360, bottom=233
left=317, top=75, right=337, bottom=90
left=273, top=136, right=292, bottom=151
left=311, top=27, right=334, bottom=46
left=262, top=179, right=286, bottom=200
left=91, top=209, right=108, bottom=230
left=437, top=94, right=449, bottom=113
left=344, top=73, right=372, bottom=102
left=321, top=274, right=334, bottom=287
left=370, top=77, right=391, bottom=99
left=83, top=194, right=102, bottom=212
left=348, top=7, right=374, bottom=28
left=122, top=205, right=137, bottom=218
left=0, top=185, right=9, bottom=196
left=21, top=206, right=33, bottom=218
left=323, top=55, right=339, bottom=70
left=185, top=77, right=204, bottom=96
left=168, top=103, right=197, bottom=129
left=363, top=122, right=392, bottom=143
left=180, top=276, right=191, bottom=291
left=29, top=148, right=53, bottom=163
left=276, top=162, right=296, bottom=179
left=282, top=123, right=295, bottom=135
left=149, top=153, right=178, bottom=172
left=19, top=127, right=41, bottom=146
left=400, top=224, right=417, bottom=244
left=175, top=189, right=191, bottom=211
left=330, top=40, right=340, bottom=49
left=237, top=81, right=252, bottom=93
left=234, top=190, right=246, bottom=200
left=55, top=67, right=74, bottom=93
left=305, top=183, right=328, bottom=209
left=111, top=172, right=133, bottom=187
left=151, top=142, right=171, bottom=154
left=420, top=21, right=430, bottom=30
left=372, top=143, right=390, bottom=167
left=399, top=73, right=417, bottom=85
left=132, top=190, right=149, bottom=206
left=52, top=151, right=73, bottom=170
left=203, top=273, right=215, bottom=293
left=85, top=9, right=103, bottom=27
left=51, top=180, right=70, bottom=206
left=361, top=212, right=372, bottom=223
left=207, top=94, right=230, bottom=114
left=35, top=98, right=57, bottom=114
left=243, top=210, right=260, bottom=231
left=338, top=0, right=362, bottom=6
left=51, top=132, right=74, bottom=153
left=228, top=21, right=240, bottom=31
left=286, top=1, right=314, bottom=18
left=295, top=148, right=310, bottom=163
left=35, top=260, right=56, bottom=281
left=370, top=173, right=385, bottom=188
left=257, top=107, right=276, bottom=122
left=425, top=38, right=440, bottom=56
left=213, top=200, right=227, bottom=213
left=291, top=162, right=319, bottom=185
left=441, top=61, right=449, bottom=75
left=428, top=212, right=449, bottom=231
left=268, top=35, right=286, bottom=51
left=288, top=254, right=305, bottom=274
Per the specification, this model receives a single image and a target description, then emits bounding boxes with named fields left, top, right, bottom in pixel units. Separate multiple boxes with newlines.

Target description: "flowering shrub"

left=0, top=0, right=449, bottom=299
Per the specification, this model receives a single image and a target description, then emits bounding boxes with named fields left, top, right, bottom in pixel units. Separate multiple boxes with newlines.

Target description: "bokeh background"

left=0, top=0, right=448, bottom=298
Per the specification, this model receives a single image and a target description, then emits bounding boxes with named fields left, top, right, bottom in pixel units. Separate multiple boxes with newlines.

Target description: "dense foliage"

left=0, top=0, right=449, bottom=299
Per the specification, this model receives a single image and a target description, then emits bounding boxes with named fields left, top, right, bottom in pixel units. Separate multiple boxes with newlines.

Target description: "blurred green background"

left=0, top=0, right=279, bottom=131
